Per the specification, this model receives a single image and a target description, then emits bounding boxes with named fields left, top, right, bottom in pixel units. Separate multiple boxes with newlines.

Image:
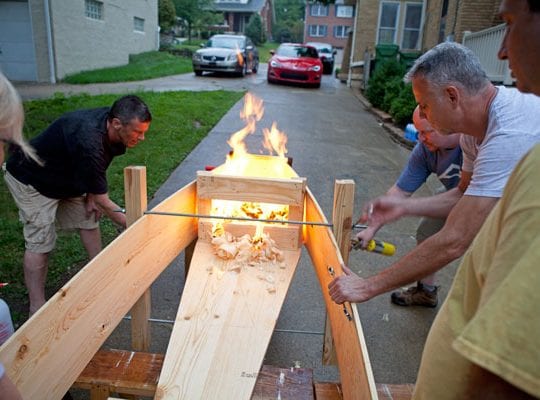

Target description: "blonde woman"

left=0, top=71, right=27, bottom=400
left=0, top=72, right=40, bottom=165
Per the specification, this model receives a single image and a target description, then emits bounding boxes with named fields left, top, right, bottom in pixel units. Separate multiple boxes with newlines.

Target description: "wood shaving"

left=211, top=231, right=285, bottom=265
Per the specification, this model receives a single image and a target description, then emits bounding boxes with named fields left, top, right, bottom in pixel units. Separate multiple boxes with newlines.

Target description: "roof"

left=212, top=0, right=267, bottom=12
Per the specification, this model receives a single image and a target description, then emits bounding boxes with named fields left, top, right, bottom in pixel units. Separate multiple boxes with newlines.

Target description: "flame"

left=209, top=93, right=293, bottom=237
left=263, top=122, right=288, bottom=158
left=236, top=44, right=244, bottom=67
left=226, top=93, right=264, bottom=158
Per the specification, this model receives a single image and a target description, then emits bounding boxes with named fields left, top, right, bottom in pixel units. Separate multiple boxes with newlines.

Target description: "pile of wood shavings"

left=210, top=231, right=286, bottom=293
left=211, top=231, right=284, bottom=263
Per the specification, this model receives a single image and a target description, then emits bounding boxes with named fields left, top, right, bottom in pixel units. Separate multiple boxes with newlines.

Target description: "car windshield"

left=276, top=45, right=318, bottom=59
left=307, top=43, right=332, bottom=53
left=317, top=47, right=332, bottom=54
left=207, top=37, right=244, bottom=49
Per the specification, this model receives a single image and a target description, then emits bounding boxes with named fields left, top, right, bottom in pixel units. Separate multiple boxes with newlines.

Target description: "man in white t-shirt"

left=329, top=42, right=540, bottom=305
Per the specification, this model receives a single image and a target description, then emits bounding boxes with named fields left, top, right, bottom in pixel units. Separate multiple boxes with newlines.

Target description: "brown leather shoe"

left=390, top=282, right=438, bottom=307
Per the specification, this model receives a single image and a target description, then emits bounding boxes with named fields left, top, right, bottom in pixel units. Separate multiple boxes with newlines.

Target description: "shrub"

left=365, top=60, right=405, bottom=109
left=390, top=83, right=417, bottom=128
left=245, top=14, right=267, bottom=45
left=381, top=76, right=404, bottom=113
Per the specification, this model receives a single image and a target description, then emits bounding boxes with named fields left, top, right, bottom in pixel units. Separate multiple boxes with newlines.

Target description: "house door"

left=0, top=1, right=38, bottom=81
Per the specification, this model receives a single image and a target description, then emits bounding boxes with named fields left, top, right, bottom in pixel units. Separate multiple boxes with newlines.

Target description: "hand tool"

left=351, top=224, right=396, bottom=256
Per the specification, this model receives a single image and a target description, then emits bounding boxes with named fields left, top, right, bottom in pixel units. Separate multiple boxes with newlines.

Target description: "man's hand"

left=328, top=265, right=372, bottom=304
left=85, top=194, right=103, bottom=222
left=358, top=196, right=408, bottom=234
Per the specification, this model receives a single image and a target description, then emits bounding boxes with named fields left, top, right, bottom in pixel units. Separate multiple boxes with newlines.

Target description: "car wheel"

left=194, top=70, right=203, bottom=76
left=314, top=82, right=321, bottom=88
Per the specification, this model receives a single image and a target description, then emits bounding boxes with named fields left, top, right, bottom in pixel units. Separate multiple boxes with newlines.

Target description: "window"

left=309, top=25, right=327, bottom=37
left=378, top=2, right=400, bottom=44
left=336, top=5, right=354, bottom=18
left=310, top=4, right=328, bottom=17
left=85, top=0, right=103, bottom=20
left=402, top=3, right=422, bottom=49
left=334, top=26, right=350, bottom=38
left=134, top=17, right=145, bottom=32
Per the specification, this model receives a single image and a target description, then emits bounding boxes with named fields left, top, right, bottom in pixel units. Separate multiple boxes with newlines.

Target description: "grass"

left=258, top=42, right=279, bottom=64
left=0, top=90, right=245, bottom=325
left=62, top=51, right=193, bottom=84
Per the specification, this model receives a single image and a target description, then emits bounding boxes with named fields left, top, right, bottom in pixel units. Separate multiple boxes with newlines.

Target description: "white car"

left=192, top=34, right=259, bottom=77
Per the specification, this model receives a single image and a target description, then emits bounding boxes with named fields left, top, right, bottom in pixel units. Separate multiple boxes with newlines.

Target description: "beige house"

left=344, top=0, right=502, bottom=75
left=0, top=0, right=158, bottom=83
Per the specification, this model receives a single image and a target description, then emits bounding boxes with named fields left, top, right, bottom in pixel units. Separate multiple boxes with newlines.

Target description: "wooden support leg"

left=124, top=166, right=151, bottom=352
left=323, top=179, right=355, bottom=366
left=90, top=384, right=110, bottom=400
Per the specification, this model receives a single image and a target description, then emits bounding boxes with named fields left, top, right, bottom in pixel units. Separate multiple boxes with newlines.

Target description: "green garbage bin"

left=399, top=51, right=422, bottom=70
left=375, top=44, right=399, bottom=62
left=374, top=44, right=399, bottom=71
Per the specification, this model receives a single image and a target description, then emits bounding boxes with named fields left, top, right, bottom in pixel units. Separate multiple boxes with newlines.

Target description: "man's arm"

left=464, top=365, right=537, bottom=400
left=86, top=193, right=127, bottom=228
left=361, top=170, right=472, bottom=234
left=329, top=192, right=497, bottom=304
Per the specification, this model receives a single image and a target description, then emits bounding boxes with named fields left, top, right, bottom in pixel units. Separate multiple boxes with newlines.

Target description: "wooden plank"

left=74, top=349, right=163, bottom=397
left=323, top=180, right=355, bottom=366
left=0, top=181, right=198, bottom=400
left=304, top=187, right=377, bottom=400
left=251, top=365, right=313, bottom=400
left=156, top=241, right=302, bottom=399
left=198, top=221, right=301, bottom=250
left=124, top=166, right=151, bottom=352
left=314, top=382, right=343, bottom=400
left=197, top=171, right=306, bottom=206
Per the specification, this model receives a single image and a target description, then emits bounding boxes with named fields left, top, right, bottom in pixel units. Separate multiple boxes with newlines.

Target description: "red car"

left=267, top=43, right=323, bottom=88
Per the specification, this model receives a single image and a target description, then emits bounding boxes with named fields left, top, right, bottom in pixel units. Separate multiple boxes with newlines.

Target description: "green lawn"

left=62, top=51, right=193, bottom=84
left=258, top=42, right=279, bottom=64
left=0, top=90, right=245, bottom=324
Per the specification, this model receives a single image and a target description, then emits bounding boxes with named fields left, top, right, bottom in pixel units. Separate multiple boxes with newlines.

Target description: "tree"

left=245, top=14, right=266, bottom=45
left=158, top=0, right=177, bottom=31
left=273, top=0, right=305, bottom=43
left=173, top=0, right=222, bottom=42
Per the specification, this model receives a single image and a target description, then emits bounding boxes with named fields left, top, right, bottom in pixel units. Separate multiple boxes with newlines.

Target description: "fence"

left=463, top=23, right=514, bottom=85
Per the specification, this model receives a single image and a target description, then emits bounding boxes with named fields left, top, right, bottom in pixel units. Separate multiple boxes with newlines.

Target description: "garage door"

left=0, top=1, right=37, bottom=81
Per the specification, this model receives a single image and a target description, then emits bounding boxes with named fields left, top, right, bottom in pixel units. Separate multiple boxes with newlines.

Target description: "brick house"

left=343, top=0, right=502, bottom=74
left=304, top=0, right=355, bottom=49
left=212, top=0, right=273, bottom=39
left=0, top=0, right=158, bottom=83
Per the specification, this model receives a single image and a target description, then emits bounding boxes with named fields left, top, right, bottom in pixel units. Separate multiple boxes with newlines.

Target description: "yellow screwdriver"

left=351, top=224, right=396, bottom=256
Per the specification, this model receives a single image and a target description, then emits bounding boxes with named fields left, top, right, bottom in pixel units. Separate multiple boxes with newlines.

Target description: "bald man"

left=356, top=106, right=462, bottom=307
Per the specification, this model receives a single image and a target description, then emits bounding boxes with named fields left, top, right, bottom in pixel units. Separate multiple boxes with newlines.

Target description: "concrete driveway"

left=16, top=70, right=459, bottom=390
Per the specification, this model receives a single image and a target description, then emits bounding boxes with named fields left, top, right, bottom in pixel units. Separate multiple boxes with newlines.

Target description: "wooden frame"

left=0, top=165, right=377, bottom=400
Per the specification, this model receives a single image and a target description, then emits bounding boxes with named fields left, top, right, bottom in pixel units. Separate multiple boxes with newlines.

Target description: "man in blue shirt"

left=356, top=106, right=461, bottom=307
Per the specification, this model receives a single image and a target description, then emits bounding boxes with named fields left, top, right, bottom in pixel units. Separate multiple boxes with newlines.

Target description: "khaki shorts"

left=3, top=170, right=99, bottom=253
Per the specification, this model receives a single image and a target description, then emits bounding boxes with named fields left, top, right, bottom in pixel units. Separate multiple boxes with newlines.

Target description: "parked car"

left=267, top=43, right=323, bottom=88
left=306, top=42, right=336, bottom=74
left=192, top=34, right=259, bottom=77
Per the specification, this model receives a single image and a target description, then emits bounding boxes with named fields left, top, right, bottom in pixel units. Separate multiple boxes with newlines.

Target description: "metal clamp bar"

left=142, top=210, right=334, bottom=228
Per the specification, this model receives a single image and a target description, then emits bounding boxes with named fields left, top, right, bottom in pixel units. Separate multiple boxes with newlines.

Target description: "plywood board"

left=0, top=182, right=198, bottom=400
left=156, top=241, right=302, bottom=399
left=304, top=188, right=377, bottom=400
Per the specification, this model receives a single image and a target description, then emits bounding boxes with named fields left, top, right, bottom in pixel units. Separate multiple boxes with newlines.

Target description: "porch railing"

left=462, top=23, right=514, bottom=85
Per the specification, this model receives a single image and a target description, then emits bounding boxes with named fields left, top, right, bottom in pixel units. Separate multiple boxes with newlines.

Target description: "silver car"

left=192, top=34, right=259, bottom=77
